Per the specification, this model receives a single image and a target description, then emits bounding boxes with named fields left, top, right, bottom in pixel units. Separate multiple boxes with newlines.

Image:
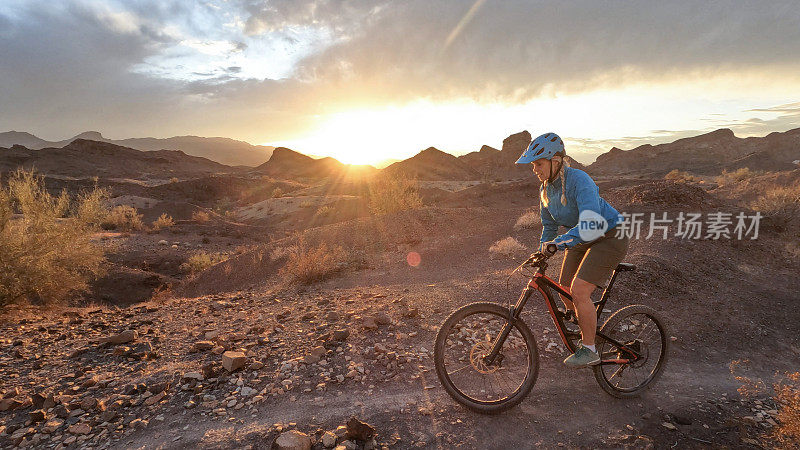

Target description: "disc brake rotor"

left=469, top=340, right=500, bottom=374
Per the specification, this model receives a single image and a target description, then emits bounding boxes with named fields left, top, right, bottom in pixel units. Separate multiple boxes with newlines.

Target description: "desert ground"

left=1, top=132, right=799, bottom=450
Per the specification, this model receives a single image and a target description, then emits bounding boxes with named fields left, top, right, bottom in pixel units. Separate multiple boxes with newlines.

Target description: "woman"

left=516, top=132, right=629, bottom=367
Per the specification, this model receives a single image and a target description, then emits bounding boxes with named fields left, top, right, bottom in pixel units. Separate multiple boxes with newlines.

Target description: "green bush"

left=368, top=174, right=423, bottom=214
left=0, top=169, right=106, bottom=306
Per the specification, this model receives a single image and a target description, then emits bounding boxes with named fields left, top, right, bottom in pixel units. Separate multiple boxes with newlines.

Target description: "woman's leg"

left=570, top=231, right=631, bottom=348
left=558, top=245, right=587, bottom=311
left=570, top=277, right=598, bottom=346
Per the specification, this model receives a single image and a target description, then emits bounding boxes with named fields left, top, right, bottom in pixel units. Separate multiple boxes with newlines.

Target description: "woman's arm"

left=550, top=171, right=603, bottom=250
left=540, top=197, right=558, bottom=244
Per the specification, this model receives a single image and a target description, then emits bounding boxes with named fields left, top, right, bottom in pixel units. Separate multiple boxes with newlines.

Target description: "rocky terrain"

left=589, top=128, right=800, bottom=177
left=1, top=128, right=799, bottom=449
left=0, top=132, right=273, bottom=167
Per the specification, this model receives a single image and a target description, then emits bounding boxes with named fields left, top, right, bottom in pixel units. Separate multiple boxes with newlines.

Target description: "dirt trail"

left=2, top=181, right=798, bottom=449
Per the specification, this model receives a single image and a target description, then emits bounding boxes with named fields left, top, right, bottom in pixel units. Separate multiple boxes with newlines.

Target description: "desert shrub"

left=299, top=199, right=315, bottom=208
left=0, top=169, right=106, bottom=306
left=489, top=237, right=527, bottom=258
left=715, top=167, right=762, bottom=185
left=271, top=187, right=284, bottom=198
left=151, top=213, right=174, bottom=230
left=102, top=205, right=144, bottom=231
left=280, top=238, right=350, bottom=284
left=192, top=210, right=210, bottom=223
left=772, top=372, right=800, bottom=446
left=169, top=177, right=179, bottom=184
left=664, top=169, right=697, bottom=183
left=368, top=174, right=423, bottom=215
left=270, top=246, right=289, bottom=261
left=314, top=205, right=334, bottom=218
left=752, top=184, right=800, bottom=233
left=180, top=251, right=228, bottom=274
left=514, top=210, right=539, bottom=230
left=75, top=184, right=110, bottom=226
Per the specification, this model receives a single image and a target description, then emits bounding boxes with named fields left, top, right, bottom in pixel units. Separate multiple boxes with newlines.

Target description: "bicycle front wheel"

left=434, top=302, right=539, bottom=414
left=593, top=304, right=668, bottom=398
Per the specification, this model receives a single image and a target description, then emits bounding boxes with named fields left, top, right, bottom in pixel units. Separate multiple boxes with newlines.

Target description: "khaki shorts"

left=559, top=227, right=630, bottom=289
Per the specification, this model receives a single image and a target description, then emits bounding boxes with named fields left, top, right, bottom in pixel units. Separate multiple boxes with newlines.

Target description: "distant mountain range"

left=0, top=131, right=273, bottom=167
left=588, top=127, right=800, bottom=176
left=0, top=139, right=231, bottom=179
left=2, top=128, right=798, bottom=182
left=252, top=147, right=377, bottom=180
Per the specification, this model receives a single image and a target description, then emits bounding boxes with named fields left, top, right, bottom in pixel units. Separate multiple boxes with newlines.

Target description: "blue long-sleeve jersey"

left=540, top=166, right=622, bottom=249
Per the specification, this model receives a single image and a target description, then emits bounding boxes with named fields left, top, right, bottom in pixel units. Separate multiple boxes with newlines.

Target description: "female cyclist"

left=516, top=132, right=629, bottom=367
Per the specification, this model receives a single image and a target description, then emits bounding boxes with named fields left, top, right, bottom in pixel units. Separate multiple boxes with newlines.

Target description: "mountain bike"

left=433, top=246, right=668, bottom=414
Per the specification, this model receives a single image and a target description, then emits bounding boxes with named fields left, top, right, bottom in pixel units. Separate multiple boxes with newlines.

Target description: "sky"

left=1, top=1, right=800, bottom=166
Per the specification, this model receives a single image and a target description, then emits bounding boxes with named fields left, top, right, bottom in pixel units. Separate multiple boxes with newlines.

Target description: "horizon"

left=2, top=1, right=800, bottom=166
left=5, top=123, right=799, bottom=169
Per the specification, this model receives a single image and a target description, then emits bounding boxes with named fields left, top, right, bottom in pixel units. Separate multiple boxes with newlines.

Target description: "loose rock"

left=346, top=417, right=376, bottom=441
left=222, top=351, right=247, bottom=372
left=274, top=430, right=312, bottom=450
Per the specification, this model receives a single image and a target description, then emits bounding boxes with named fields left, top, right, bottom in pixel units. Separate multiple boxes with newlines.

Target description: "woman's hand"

left=539, top=241, right=558, bottom=256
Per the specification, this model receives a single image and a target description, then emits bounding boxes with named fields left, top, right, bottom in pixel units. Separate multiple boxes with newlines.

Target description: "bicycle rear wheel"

left=593, top=304, right=668, bottom=398
left=434, top=302, right=539, bottom=414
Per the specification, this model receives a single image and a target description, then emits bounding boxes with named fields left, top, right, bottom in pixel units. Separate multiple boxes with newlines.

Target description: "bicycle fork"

left=482, top=287, right=533, bottom=366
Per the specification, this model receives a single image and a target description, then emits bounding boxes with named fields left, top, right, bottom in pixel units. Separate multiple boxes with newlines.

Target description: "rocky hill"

left=253, top=147, right=377, bottom=180
left=0, top=139, right=234, bottom=179
left=0, top=131, right=273, bottom=167
left=456, top=131, right=587, bottom=180
left=588, top=128, right=800, bottom=176
left=383, top=147, right=481, bottom=180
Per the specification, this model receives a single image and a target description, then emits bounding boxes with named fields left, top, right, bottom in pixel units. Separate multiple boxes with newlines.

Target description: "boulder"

left=274, top=430, right=312, bottom=450
left=102, top=330, right=137, bottom=345
left=346, top=417, right=375, bottom=441
left=222, top=351, right=247, bottom=372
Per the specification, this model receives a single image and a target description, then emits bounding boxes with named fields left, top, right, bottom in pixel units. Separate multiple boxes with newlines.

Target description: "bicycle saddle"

left=616, top=263, right=636, bottom=272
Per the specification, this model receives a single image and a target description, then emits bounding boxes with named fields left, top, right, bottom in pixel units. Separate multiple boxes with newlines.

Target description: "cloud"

left=257, top=0, right=800, bottom=101
left=1, top=0, right=799, bottom=153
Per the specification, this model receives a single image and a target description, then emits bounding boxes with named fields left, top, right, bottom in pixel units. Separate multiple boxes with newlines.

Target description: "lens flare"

left=407, top=251, right=421, bottom=267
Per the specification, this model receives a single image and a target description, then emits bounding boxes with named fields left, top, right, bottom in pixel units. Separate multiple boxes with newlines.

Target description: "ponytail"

left=540, top=155, right=570, bottom=208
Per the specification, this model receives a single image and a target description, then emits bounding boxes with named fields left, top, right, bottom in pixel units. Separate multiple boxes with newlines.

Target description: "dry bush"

left=102, top=205, right=144, bottom=231
left=514, top=210, right=539, bottom=230
left=151, top=213, right=174, bottom=231
left=489, top=237, right=527, bottom=258
left=752, top=184, right=800, bottom=233
left=180, top=251, right=228, bottom=275
left=368, top=174, right=423, bottom=215
left=314, top=205, right=334, bottom=218
left=192, top=210, right=210, bottom=223
left=169, top=177, right=179, bottom=184
left=75, top=184, right=110, bottom=226
left=716, top=167, right=762, bottom=185
left=772, top=372, right=800, bottom=446
left=0, top=169, right=106, bottom=306
left=280, top=238, right=351, bottom=284
left=270, top=246, right=289, bottom=261
left=664, top=169, right=697, bottom=183
left=299, top=199, right=315, bottom=208
left=271, top=187, right=284, bottom=198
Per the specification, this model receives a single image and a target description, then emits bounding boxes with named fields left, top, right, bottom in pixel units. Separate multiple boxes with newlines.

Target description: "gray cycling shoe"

left=564, top=344, right=600, bottom=367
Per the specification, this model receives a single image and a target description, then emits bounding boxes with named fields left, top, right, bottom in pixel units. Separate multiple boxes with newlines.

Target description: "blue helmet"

left=515, top=132, right=565, bottom=164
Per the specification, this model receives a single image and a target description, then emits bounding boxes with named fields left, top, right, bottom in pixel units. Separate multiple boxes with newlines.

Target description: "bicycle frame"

left=483, top=261, right=640, bottom=366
